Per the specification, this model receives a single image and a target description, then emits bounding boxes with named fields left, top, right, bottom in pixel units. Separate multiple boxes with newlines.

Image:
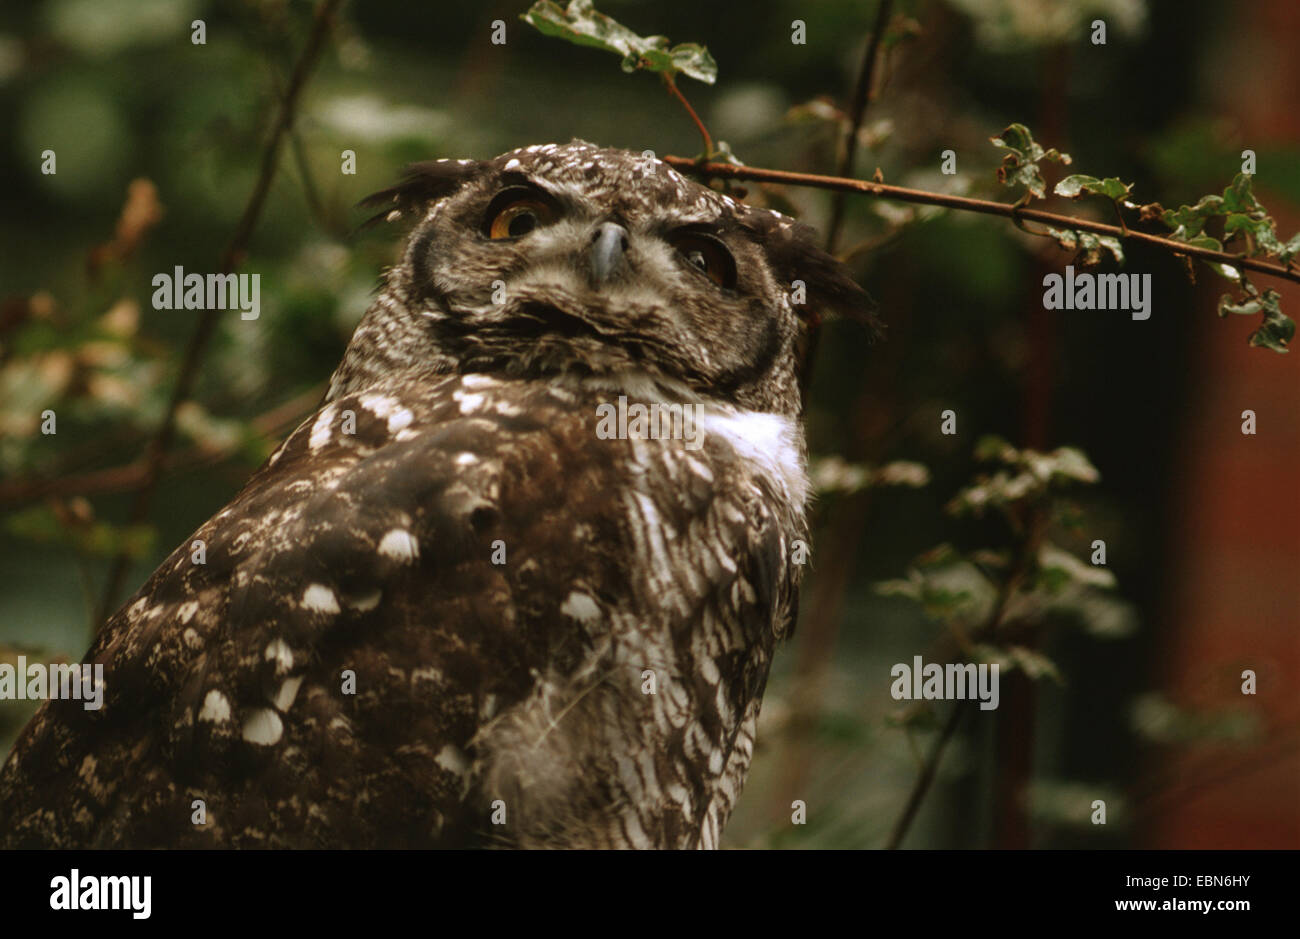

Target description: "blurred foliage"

left=523, top=0, right=718, bottom=84
left=876, top=435, right=1132, bottom=684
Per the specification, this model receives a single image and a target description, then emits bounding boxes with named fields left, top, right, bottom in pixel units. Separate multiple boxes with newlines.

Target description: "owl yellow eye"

left=669, top=231, right=736, bottom=289
left=486, top=192, right=557, bottom=240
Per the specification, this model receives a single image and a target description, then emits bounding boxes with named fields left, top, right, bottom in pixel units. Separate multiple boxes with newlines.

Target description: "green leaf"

left=810, top=456, right=930, bottom=494
left=1218, top=289, right=1274, bottom=317
left=915, top=543, right=960, bottom=568
left=974, top=434, right=1018, bottom=463
left=1184, top=234, right=1223, bottom=252
left=1158, top=173, right=1300, bottom=263
left=1054, top=174, right=1132, bottom=202
left=619, top=43, right=717, bottom=84
left=1038, top=446, right=1101, bottom=484
left=1005, top=645, right=1065, bottom=683
left=1203, top=260, right=1242, bottom=281
left=1249, top=309, right=1294, bottom=353
left=1218, top=287, right=1293, bottom=353
left=1223, top=209, right=1299, bottom=262
left=948, top=470, right=1037, bottom=516
left=1045, top=227, right=1125, bottom=266
left=1160, top=195, right=1224, bottom=239
left=1037, top=543, right=1116, bottom=591
left=990, top=123, right=1037, bottom=157
left=874, top=560, right=983, bottom=620
left=1131, top=693, right=1262, bottom=745
left=971, top=642, right=1064, bottom=682
left=1221, top=172, right=1260, bottom=213
left=522, top=0, right=717, bottom=84
left=990, top=123, right=1072, bottom=200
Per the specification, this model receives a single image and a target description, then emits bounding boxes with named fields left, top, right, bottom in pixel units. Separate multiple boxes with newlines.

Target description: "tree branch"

left=93, top=0, right=343, bottom=628
left=885, top=699, right=965, bottom=849
left=802, top=0, right=894, bottom=398
left=661, top=73, right=713, bottom=157
left=825, top=0, right=894, bottom=253
left=662, top=156, right=1300, bottom=287
left=884, top=502, right=1048, bottom=849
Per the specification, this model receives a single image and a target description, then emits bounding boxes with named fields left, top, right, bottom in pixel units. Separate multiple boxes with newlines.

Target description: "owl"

left=0, top=141, right=871, bottom=848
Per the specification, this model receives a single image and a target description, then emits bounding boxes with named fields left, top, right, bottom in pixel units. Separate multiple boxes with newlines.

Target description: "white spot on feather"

left=377, top=529, right=419, bottom=563
left=452, top=388, right=487, bottom=414
left=387, top=407, right=414, bottom=433
left=302, top=583, right=340, bottom=614
left=309, top=406, right=336, bottom=451
left=359, top=394, right=400, bottom=420
left=560, top=591, right=601, bottom=623
left=198, top=690, right=231, bottom=723
left=273, top=676, right=304, bottom=713
left=435, top=744, right=469, bottom=775
left=242, top=708, right=283, bottom=745
left=264, top=638, right=294, bottom=674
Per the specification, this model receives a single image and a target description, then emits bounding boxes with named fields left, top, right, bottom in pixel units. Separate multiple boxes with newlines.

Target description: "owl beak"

left=588, top=222, right=630, bottom=285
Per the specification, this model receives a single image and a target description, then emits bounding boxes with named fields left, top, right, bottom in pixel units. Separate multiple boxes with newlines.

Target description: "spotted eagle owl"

left=0, top=141, right=870, bottom=848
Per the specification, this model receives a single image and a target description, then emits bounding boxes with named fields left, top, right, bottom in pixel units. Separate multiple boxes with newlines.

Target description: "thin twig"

left=1, top=455, right=205, bottom=507
left=885, top=700, right=965, bottom=849
left=662, top=157, right=1300, bottom=288
left=884, top=503, right=1047, bottom=849
left=661, top=74, right=713, bottom=157
left=289, top=125, right=340, bottom=237
left=93, top=0, right=343, bottom=628
left=825, top=0, right=894, bottom=253
left=802, top=0, right=894, bottom=399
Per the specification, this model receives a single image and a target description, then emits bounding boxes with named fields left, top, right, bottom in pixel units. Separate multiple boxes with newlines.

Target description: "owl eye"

left=485, top=190, right=557, bottom=240
left=668, top=231, right=736, bottom=289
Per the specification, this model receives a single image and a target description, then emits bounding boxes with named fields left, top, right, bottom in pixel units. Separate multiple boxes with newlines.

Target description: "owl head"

left=330, top=141, right=873, bottom=416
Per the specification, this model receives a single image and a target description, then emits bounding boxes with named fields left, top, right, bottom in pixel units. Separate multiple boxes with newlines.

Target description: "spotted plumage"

left=0, top=141, right=871, bottom=848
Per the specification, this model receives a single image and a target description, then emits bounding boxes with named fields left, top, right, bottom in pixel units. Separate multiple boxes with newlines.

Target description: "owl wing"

left=0, top=373, right=799, bottom=848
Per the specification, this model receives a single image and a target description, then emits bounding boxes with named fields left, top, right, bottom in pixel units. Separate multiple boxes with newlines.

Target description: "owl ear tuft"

left=357, top=160, right=482, bottom=229
left=769, top=220, right=881, bottom=340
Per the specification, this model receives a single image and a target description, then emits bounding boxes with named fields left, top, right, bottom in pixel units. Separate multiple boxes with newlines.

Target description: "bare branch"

left=661, top=73, right=713, bottom=157
left=825, top=0, right=894, bottom=253
left=663, top=156, right=1300, bottom=288
left=885, top=700, right=965, bottom=850
left=884, top=503, right=1048, bottom=849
